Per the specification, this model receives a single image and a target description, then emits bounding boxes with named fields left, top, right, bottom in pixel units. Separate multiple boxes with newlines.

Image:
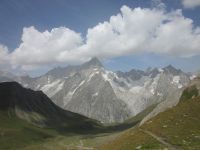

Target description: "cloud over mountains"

left=0, top=5, right=200, bottom=71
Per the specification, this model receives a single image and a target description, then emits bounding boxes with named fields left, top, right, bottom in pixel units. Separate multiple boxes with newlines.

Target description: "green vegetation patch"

left=99, top=128, right=165, bottom=150
left=0, top=110, right=58, bottom=150
left=180, top=85, right=199, bottom=101
left=142, top=96, right=200, bottom=150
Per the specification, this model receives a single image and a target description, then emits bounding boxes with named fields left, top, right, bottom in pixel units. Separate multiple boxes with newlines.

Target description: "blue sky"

left=0, top=0, right=200, bottom=76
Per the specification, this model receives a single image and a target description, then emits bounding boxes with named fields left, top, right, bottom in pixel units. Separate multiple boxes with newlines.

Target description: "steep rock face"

left=1, top=58, right=191, bottom=124
left=103, top=67, right=190, bottom=118
left=50, top=64, right=131, bottom=123
left=64, top=73, right=130, bottom=123
left=140, top=70, right=191, bottom=125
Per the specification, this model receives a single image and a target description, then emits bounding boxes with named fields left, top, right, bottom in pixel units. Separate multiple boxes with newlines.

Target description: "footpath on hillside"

left=139, top=128, right=179, bottom=150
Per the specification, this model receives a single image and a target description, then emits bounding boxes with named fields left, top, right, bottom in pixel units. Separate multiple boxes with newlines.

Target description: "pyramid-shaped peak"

left=164, top=65, right=178, bottom=71
left=82, top=57, right=103, bottom=68
left=89, top=57, right=102, bottom=64
left=165, top=64, right=175, bottom=69
left=163, top=65, right=182, bottom=75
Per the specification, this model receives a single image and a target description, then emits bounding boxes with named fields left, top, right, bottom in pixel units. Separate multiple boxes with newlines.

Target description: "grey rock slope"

left=1, top=58, right=192, bottom=124
left=140, top=75, right=199, bottom=126
left=64, top=73, right=130, bottom=123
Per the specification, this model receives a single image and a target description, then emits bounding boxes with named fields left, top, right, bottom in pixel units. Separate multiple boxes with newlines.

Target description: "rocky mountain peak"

left=147, top=68, right=160, bottom=78
left=163, top=65, right=182, bottom=75
left=81, top=57, right=103, bottom=69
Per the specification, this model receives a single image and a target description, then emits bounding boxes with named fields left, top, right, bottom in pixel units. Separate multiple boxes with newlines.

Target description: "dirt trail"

left=139, top=129, right=180, bottom=150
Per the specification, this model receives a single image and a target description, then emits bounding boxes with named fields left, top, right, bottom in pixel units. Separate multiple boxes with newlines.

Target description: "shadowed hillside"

left=0, top=82, right=102, bottom=132
left=0, top=82, right=104, bottom=150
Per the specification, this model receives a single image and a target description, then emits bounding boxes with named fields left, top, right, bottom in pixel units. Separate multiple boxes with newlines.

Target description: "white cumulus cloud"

left=181, top=0, right=200, bottom=8
left=10, top=26, right=83, bottom=70
left=0, top=45, right=9, bottom=64
left=79, top=6, right=200, bottom=58
left=1, top=5, right=200, bottom=71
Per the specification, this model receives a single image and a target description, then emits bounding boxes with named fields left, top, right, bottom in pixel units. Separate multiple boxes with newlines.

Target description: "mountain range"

left=0, top=57, right=193, bottom=124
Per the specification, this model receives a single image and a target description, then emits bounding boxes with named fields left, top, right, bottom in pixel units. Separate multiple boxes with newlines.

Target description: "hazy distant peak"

left=165, top=64, right=176, bottom=69
left=81, top=57, right=103, bottom=68
left=163, top=65, right=182, bottom=75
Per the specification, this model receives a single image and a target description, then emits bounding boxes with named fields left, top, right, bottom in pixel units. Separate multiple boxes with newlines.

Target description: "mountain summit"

left=163, top=65, right=182, bottom=75
left=81, top=57, right=103, bottom=68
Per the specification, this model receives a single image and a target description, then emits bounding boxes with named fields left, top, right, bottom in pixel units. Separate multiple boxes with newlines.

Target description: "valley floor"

left=21, top=132, right=120, bottom=150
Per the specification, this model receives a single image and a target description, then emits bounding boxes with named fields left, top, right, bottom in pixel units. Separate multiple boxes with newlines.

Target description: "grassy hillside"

left=0, top=106, right=149, bottom=150
left=0, top=108, right=121, bottom=150
left=0, top=110, right=58, bottom=150
left=0, top=103, right=155, bottom=150
left=100, top=85, right=200, bottom=150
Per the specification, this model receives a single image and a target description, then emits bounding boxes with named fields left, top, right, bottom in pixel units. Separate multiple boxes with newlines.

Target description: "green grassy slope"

left=18, top=104, right=157, bottom=150
left=0, top=110, right=58, bottom=150
left=0, top=102, right=155, bottom=150
left=0, top=109, right=120, bottom=150
left=141, top=97, right=200, bottom=149
left=100, top=82, right=200, bottom=150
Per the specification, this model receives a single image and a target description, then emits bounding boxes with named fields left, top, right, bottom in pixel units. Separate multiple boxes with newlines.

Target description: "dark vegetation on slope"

left=180, top=85, right=199, bottom=101
left=0, top=82, right=102, bottom=132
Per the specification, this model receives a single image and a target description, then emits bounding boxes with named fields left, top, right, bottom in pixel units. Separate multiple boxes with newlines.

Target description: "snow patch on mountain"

left=72, top=80, right=85, bottom=94
left=190, top=75, right=196, bottom=80
left=92, top=92, right=98, bottom=97
left=130, top=86, right=143, bottom=93
left=102, top=70, right=111, bottom=82
left=87, top=71, right=100, bottom=82
left=101, top=71, right=159, bottom=116
left=178, top=85, right=183, bottom=89
left=36, top=84, right=41, bottom=89
left=158, top=68, right=164, bottom=72
left=40, top=79, right=64, bottom=97
left=171, top=76, right=184, bottom=89
left=172, top=76, right=180, bottom=84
